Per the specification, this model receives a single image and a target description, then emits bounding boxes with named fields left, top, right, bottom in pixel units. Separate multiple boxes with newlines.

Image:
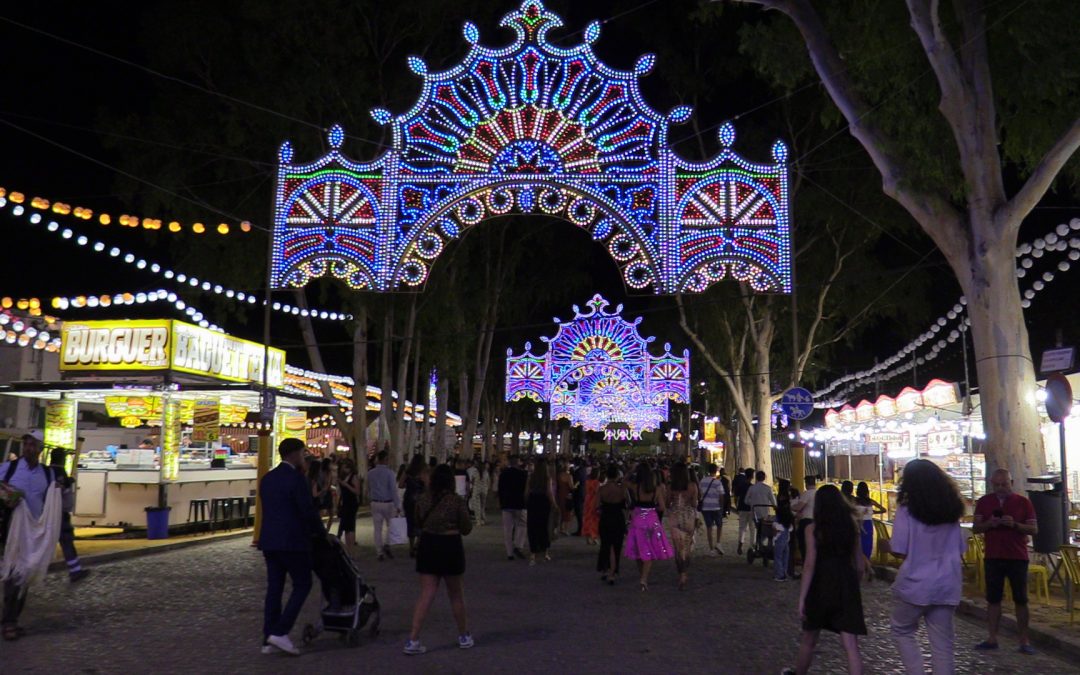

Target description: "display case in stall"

left=0, top=318, right=328, bottom=532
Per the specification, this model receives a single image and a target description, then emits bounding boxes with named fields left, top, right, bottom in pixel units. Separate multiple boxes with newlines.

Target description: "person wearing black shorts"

left=404, top=464, right=475, bottom=655
left=972, top=469, right=1038, bottom=655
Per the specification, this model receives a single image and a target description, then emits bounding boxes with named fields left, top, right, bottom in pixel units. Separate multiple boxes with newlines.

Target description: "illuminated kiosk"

left=0, top=319, right=323, bottom=534
left=270, top=0, right=790, bottom=295
left=506, top=294, right=689, bottom=439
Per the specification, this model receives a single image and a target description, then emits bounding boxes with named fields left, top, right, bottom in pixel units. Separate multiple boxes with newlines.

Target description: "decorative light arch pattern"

left=271, top=0, right=790, bottom=294
left=506, top=294, right=689, bottom=436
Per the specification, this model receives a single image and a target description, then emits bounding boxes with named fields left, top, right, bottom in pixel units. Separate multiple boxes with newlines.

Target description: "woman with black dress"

left=400, top=455, right=428, bottom=558
left=526, top=458, right=557, bottom=566
left=337, top=458, right=361, bottom=552
left=405, top=464, right=474, bottom=655
left=788, top=484, right=869, bottom=675
left=596, top=464, right=627, bottom=585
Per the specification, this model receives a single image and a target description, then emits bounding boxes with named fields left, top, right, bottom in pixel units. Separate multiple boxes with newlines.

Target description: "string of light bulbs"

left=0, top=195, right=353, bottom=322
left=49, top=290, right=222, bottom=332
left=0, top=309, right=61, bottom=351
left=815, top=218, right=1080, bottom=406
left=0, top=186, right=253, bottom=235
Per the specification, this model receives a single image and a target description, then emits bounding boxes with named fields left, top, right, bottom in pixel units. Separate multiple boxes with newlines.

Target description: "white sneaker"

left=708, top=548, right=719, bottom=557
left=260, top=644, right=274, bottom=655
left=403, top=639, right=427, bottom=655
left=266, top=634, right=300, bottom=656
left=458, top=633, right=475, bottom=649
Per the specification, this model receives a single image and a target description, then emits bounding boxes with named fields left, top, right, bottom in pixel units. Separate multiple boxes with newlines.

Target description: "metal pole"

left=1061, top=422, right=1070, bottom=545
left=254, top=203, right=277, bottom=546
left=790, top=227, right=803, bottom=486
left=960, top=317, right=976, bottom=502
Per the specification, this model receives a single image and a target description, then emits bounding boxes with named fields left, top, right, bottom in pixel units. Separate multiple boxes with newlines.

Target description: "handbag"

left=388, top=516, right=408, bottom=545
left=698, top=478, right=715, bottom=511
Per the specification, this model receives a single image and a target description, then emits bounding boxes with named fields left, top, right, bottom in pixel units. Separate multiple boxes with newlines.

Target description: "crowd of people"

left=243, top=440, right=1044, bottom=672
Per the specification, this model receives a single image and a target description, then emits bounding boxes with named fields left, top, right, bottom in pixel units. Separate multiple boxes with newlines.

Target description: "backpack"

left=0, top=459, right=53, bottom=546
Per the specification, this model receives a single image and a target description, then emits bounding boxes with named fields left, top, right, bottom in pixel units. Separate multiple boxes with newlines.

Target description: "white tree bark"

left=732, top=0, right=1080, bottom=482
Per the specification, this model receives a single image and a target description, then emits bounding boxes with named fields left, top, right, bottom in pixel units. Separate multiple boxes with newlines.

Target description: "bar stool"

left=232, top=496, right=250, bottom=524
left=187, top=499, right=210, bottom=529
left=209, top=497, right=234, bottom=533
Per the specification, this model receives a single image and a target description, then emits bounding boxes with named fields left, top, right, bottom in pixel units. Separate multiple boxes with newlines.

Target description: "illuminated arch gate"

left=271, top=0, right=790, bottom=294
left=505, top=294, right=689, bottom=438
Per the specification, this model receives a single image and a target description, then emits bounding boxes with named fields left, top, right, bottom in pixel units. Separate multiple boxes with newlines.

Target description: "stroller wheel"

left=302, top=623, right=316, bottom=646
left=369, top=614, right=381, bottom=637
left=746, top=549, right=755, bottom=564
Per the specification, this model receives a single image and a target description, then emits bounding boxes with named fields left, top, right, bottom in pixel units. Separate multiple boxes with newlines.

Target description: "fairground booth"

left=811, top=379, right=983, bottom=514
left=0, top=319, right=324, bottom=536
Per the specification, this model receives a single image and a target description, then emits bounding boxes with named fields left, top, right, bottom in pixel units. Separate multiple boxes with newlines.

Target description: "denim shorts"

left=984, top=558, right=1028, bottom=605
left=702, top=510, right=723, bottom=528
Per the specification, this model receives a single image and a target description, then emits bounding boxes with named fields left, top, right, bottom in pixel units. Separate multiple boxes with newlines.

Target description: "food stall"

left=0, top=318, right=325, bottom=534
left=812, top=379, right=985, bottom=513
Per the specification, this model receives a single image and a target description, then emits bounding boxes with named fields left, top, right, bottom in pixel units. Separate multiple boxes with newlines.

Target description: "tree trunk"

left=409, top=331, right=423, bottom=460
left=352, top=306, right=370, bottom=482
left=391, top=297, right=417, bottom=467
left=377, top=306, right=393, bottom=456
left=960, top=233, right=1045, bottom=483
left=434, top=373, right=449, bottom=462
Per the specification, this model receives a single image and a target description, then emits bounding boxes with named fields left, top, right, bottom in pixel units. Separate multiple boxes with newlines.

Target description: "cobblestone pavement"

left=4, top=509, right=1077, bottom=674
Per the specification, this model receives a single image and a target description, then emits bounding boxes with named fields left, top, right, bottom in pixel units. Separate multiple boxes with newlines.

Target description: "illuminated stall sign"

left=45, top=399, right=78, bottom=474
left=61, top=320, right=285, bottom=388
left=825, top=380, right=961, bottom=428
left=506, top=294, right=689, bottom=437
left=270, top=0, right=790, bottom=295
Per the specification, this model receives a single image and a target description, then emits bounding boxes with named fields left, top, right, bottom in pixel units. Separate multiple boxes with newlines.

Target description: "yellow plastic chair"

left=970, top=534, right=986, bottom=591
left=1025, top=563, right=1050, bottom=605
left=871, top=519, right=902, bottom=566
left=1061, top=545, right=1080, bottom=623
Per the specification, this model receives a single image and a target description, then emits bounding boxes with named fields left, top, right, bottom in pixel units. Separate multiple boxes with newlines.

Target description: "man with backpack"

left=0, top=431, right=60, bottom=641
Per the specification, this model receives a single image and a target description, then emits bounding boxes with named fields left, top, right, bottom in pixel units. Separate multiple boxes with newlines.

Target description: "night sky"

left=0, top=1, right=1075, bottom=405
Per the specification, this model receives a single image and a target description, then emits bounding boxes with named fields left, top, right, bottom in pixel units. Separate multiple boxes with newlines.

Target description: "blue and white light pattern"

left=271, top=0, right=790, bottom=294
left=506, top=294, right=689, bottom=436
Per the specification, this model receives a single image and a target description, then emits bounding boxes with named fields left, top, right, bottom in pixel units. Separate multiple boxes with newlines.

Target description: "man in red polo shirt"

left=972, top=468, right=1038, bottom=655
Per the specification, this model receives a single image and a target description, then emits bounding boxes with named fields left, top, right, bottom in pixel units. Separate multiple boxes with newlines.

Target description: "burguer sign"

left=61, top=319, right=285, bottom=388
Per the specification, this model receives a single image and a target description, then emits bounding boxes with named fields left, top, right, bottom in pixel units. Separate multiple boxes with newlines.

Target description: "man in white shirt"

left=745, top=470, right=777, bottom=549
left=1, top=431, right=57, bottom=640
left=791, top=475, right=817, bottom=576
left=367, top=451, right=401, bottom=561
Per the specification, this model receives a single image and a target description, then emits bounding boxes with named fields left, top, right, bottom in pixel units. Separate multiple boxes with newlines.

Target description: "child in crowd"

left=773, top=499, right=795, bottom=582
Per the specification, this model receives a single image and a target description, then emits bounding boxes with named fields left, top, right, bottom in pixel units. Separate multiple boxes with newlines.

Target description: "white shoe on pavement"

left=266, top=634, right=300, bottom=656
left=458, top=633, right=475, bottom=649
left=708, top=548, right=719, bottom=557
left=403, top=639, right=427, bottom=655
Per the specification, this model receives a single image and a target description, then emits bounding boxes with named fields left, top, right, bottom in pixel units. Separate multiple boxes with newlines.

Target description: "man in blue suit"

left=258, top=438, right=324, bottom=656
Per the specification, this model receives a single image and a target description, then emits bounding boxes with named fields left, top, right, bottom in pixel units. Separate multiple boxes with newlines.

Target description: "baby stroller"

left=746, top=505, right=775, bottom=568
left=303, top=535, right=381, bottom=648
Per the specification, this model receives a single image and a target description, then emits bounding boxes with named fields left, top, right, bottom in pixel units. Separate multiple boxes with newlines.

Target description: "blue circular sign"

left=780, top=387, right=814, bottom=421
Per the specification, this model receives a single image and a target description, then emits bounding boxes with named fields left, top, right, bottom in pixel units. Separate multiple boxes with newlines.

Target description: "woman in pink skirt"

left=623, top=462, right=673, bottom=590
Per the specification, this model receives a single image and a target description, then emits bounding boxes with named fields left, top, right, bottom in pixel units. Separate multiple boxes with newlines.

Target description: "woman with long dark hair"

left=889, top=459, right=966, bottom=674
left=789, top=484, right=868, bottom=675
left=667, top=462, right=700, bottom=590
left=622, top=461, right=673, bottom=591
left=596, top=464, right=627, bottom=584
left=337, top=458, right=362, bottom=552
left=400, top=455, right=428, bottom=558
left=405, top=464, right=474, bottom=655
left=526, top=459, right=557, bottom=565
left=854, top=482, right=886, bottom=559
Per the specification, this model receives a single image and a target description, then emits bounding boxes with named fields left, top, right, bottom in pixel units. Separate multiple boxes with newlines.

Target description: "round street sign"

left=1045, top=373, right=1073, bottom=424
left=781, top=387, right=815, bottom=421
